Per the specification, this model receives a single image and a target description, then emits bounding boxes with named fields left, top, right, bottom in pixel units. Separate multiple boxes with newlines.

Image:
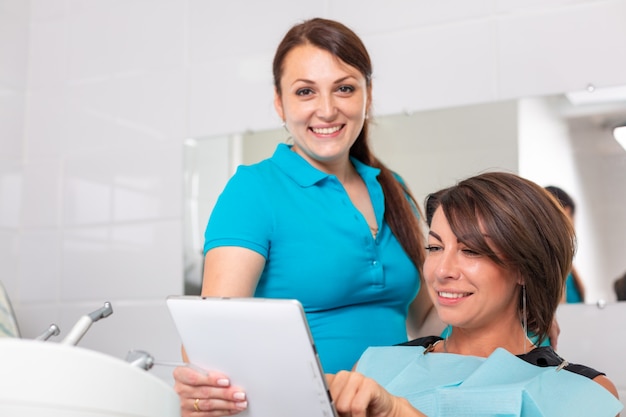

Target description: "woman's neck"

left=291, top=145, right=355, bottom=182
left=444, top=322, right=535, bottom=357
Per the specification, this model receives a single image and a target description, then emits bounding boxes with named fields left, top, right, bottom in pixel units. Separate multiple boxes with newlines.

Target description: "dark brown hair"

left=615, top=272, right=626, bottom=301
left=425, top=172, right=576, bottom=344
left=545, top=185, right=576, bottom=216
left=272, top=18, right=425, bottom=272
left=544, top=185, right=584, bottom=301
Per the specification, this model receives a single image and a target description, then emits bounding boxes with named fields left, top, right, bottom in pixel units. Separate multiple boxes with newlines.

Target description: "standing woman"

left=173, top=18, right=438, bottom=416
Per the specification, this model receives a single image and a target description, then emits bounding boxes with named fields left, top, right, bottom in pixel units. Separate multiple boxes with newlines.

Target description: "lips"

left=438, top=291, right=472, bottom=299
left=310, top=125, right=343, bottom=135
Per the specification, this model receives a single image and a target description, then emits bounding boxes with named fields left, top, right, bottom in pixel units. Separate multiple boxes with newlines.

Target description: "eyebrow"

left=429, top=229, right=480, bottom=245
left=428, top=231, right=442, bottom=241
left=291, top=75, right=357, bottom=86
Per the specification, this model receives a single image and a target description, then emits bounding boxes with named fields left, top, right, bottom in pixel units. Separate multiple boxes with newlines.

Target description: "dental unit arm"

left=61, top=301, right=113, bottom=346
left=35, top=323, right=61, bottom=341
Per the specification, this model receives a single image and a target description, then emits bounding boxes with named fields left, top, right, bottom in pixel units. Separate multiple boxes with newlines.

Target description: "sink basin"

left=0, top=338, right=179, bottom=416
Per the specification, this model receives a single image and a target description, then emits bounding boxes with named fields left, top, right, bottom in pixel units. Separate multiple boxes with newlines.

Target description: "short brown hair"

left=426, top=172, right=576, bottom=344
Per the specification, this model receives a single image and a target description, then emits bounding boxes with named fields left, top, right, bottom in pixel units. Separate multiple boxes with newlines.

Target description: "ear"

left=273, top=88, right=285, bottom=122
left=516, top=272, right=525, bottom=286
left=365, top=82, right=373, bottom=116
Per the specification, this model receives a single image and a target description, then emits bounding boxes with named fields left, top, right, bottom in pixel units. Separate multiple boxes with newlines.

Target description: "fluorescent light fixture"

left=566, top=84, right=626, bottom=106
left=614, top=125, right=626, bottom=151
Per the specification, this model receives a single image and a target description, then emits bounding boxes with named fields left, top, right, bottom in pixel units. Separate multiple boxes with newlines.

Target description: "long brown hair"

left=272, top=18, right=425, bottom=272
left=425, top=172, right=576, bottom=344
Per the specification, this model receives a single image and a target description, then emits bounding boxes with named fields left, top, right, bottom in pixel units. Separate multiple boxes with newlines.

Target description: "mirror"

left=183, top=91, right=626, bottom=303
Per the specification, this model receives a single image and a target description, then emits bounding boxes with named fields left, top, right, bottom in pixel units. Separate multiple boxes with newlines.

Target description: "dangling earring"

left=522, top=284, right=528, bottom=352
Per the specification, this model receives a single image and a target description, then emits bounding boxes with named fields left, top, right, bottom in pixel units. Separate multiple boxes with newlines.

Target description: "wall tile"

left=0, top=0, right=29, bottom=90
left=62, top=143, right=182, bottom=226
left=112, top=144, right=182, bottom=222
left=61, top=220, right=182, bottom=301
left=496, top=0, right=599, bottom=14
left=21, top=158, right=62, bottom=228
left=0, top=92, right=25, bottom=163
left=67, top=5, right=119, bottom=81
left=67, top=0, right=178, bottom=81
left=29, top=0, right=70, bottom=22
left=0, top=229, right=20, bottom=304
left=68, top=0, right=127, bottom=16
left=498, top=0, right=626, bottom=99
left=110, top=1, right=186, bottom=73
left=188, top=57, right=277, bottom=138
left=0, top=164, right=22, bottom=228
left=329, top=0, right=494, bottom=35
left=63, top=174, right=112, bottom=226
left=24, top=89, right=66, bottom=159
left=366, top=19, right=498, bottom=116
left=62, top=79, right=121, bottom=155
left=113, top=69, right=188, bottom=144
left=19, top=230, right=62, bottom=303
left=188, top=0, right=325, bottom=65
left=61, top=70, right=188, bottom=156
left=27, top=18, right=70, bottom=90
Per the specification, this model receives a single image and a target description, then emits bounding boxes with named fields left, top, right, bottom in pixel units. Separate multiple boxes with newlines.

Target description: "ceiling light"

left=566, top=84, right=626, bottom=106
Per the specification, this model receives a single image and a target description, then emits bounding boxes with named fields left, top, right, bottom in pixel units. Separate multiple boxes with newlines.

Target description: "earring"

left=522, top=284, right=528, bottom=352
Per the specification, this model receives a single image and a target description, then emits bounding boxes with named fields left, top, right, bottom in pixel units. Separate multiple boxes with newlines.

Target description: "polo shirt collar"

left=270, top=143, right=381, bottom=187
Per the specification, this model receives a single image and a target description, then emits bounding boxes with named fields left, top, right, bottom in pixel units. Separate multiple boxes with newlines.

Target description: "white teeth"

left=439, top=291, right=468, bottom=299
left=312, top=126, right=341, bottom=135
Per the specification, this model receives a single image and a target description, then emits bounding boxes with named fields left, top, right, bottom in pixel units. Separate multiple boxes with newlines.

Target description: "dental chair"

left=0, top=281, right=20, bottom=338
left=557, top=301, right=626, bottom=408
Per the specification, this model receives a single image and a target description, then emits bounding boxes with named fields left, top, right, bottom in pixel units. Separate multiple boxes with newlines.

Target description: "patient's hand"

left=173, top=366, right=247, bottom=416
left=326, top=371, right=426, bottom=417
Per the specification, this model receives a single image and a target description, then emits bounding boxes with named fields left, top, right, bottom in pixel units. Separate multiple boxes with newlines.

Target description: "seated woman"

left=327, top=172, right=622, bottom=417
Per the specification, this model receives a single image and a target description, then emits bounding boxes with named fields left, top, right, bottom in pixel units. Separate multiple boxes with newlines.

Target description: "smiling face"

left=424, top=207, right=521, bottom=332
left=273, top=44, right=371, bottom=172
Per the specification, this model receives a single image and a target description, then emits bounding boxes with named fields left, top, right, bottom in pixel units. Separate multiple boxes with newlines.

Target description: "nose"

left=316, top=93, right=338, bottom=120
left=430, top=250, right=461, bottom=281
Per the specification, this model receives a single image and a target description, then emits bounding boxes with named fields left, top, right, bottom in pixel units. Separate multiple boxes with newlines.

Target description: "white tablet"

left=166, top=296, right=338, bottom=417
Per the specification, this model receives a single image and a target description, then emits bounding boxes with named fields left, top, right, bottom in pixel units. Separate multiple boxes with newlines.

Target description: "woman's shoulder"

left=227, top=151, right=287, bottom=186
left=519, top=346, right=605, bottom=379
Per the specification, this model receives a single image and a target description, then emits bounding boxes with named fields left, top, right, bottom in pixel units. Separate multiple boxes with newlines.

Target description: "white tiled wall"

left=0, top=0, right=28, bottom=326
left=1, top=0, right=626, bottom=388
